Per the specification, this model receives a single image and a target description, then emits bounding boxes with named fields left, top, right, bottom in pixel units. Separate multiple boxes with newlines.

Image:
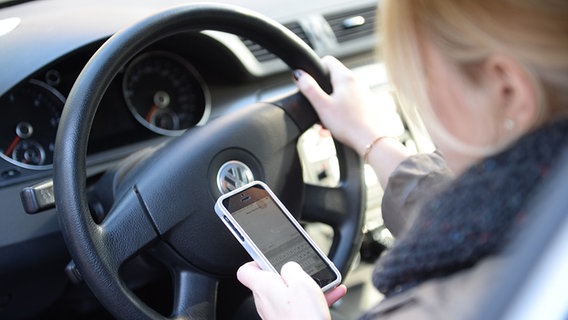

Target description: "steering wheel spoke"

left=98, top=187, right=159, bottom=268
left=270, top=91, right=320, bottom=133
left=170, top=269, right=219, bottom=318
left=302, top=184, right=349, bottom=225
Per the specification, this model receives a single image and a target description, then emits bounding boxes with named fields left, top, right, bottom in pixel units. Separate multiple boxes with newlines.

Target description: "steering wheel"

left=54, top=3, right=365, bottom=319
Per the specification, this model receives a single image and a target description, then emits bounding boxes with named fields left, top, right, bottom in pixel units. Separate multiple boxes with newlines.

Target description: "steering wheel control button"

left=217, top=160, right=254, bottom=194
left=1, top=169, right=20, bottom=179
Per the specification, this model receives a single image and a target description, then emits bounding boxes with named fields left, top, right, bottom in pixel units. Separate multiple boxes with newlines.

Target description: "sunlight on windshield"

left=0, top=17, right=20, bottom=37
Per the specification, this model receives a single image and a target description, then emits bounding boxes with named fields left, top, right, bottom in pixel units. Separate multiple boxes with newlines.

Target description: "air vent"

left=324, top=5, right=377, bottom=43
left=241, top=21, right=312, bottom=63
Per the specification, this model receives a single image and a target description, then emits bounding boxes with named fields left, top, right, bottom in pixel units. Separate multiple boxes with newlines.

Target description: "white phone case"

left=214, top=181, right=341, bottom=292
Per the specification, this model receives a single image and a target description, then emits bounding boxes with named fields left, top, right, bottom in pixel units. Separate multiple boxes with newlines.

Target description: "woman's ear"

left=483, top=55, right=539, bottom=137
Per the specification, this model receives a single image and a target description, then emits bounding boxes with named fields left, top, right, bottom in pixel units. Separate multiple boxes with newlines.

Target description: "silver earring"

left=504, top=119, right=515, bottom=130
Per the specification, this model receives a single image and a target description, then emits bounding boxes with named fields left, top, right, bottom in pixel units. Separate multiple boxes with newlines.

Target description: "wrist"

left=362, top=135, right=395, bottom=163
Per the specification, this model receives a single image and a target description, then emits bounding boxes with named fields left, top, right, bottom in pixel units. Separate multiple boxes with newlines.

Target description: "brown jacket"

left=360, top=256, right=505, bottom=320
left=360, top=152, right=503, bottom=320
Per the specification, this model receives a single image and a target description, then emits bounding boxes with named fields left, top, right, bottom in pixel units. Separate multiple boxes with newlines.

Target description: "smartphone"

left=215, top=181, right=341, bottom=292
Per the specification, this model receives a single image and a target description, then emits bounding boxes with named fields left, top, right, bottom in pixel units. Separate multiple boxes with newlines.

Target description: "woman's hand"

left=294, top=55, right=383, bottom=156
left=237, top=261, right=347, bottom=320
left=295, top=55, right=411, bottom=187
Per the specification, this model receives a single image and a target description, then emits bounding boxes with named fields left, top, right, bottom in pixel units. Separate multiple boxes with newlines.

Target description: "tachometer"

left=122, top=51, right=210, bottom=136
left=0, top=80, right=64, bottom=169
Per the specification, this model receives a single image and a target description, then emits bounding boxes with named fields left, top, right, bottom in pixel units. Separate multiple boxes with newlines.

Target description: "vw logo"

left=216, top=160, right=254, bottom=194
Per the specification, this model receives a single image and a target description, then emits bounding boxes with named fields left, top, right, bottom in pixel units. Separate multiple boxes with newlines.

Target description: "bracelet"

left=363, top=136, right=390, bottom=163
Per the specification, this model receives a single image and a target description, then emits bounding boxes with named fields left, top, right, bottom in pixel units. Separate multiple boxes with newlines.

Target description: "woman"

left=237, top=0, right=568, bottom=319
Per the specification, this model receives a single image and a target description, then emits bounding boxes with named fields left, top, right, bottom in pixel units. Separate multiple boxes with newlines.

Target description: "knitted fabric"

left=372, top=119, right=568, bottom=297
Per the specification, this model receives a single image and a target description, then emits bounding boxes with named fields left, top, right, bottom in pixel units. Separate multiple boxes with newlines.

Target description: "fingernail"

left=292, top=70, right=302, bottom=81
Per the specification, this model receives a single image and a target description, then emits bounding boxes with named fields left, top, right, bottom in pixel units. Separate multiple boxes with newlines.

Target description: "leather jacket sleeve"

left=381, top=151, right=453, bottom=237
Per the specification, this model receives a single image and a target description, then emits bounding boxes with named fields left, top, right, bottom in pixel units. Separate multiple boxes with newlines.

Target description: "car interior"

left=1, top=0, right=566, bottom=319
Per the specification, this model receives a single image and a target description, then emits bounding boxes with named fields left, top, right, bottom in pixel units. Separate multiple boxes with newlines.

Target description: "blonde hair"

left=380, top=0, right=568, bottom=156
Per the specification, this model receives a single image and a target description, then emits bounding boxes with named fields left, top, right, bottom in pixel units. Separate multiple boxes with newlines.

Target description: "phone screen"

left=222, top=185, right=338, bottom=288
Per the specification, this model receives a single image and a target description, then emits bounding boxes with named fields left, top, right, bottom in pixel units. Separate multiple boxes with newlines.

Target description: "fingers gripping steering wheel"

left=54, top=3, right=365, bottom=319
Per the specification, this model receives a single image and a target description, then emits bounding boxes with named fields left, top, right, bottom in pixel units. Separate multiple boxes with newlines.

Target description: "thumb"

left=280, top=261, right=316, bottom=287
left=237, top=261, right=267, bottom=290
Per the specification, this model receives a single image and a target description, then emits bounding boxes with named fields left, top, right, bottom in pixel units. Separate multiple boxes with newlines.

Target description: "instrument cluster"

left=0, top=45, right=210, bottom=175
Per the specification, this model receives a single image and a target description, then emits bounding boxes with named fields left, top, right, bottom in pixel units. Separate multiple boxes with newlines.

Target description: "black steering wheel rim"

left=54, top=3, right=365, bottom=319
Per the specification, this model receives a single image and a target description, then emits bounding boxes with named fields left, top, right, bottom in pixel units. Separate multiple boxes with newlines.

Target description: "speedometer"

left=122, top=51, right=211, bottom=136
left=0, top=80, right=64, bottom=169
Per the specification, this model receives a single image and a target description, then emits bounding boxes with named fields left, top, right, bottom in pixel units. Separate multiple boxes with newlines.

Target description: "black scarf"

left=372, top=119, right=568, bottom=297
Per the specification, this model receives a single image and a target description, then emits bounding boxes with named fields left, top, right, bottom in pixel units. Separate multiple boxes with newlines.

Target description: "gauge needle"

left=5, top=136, right=20, bottom=156
left=146, top=104, right=159, bottom=122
